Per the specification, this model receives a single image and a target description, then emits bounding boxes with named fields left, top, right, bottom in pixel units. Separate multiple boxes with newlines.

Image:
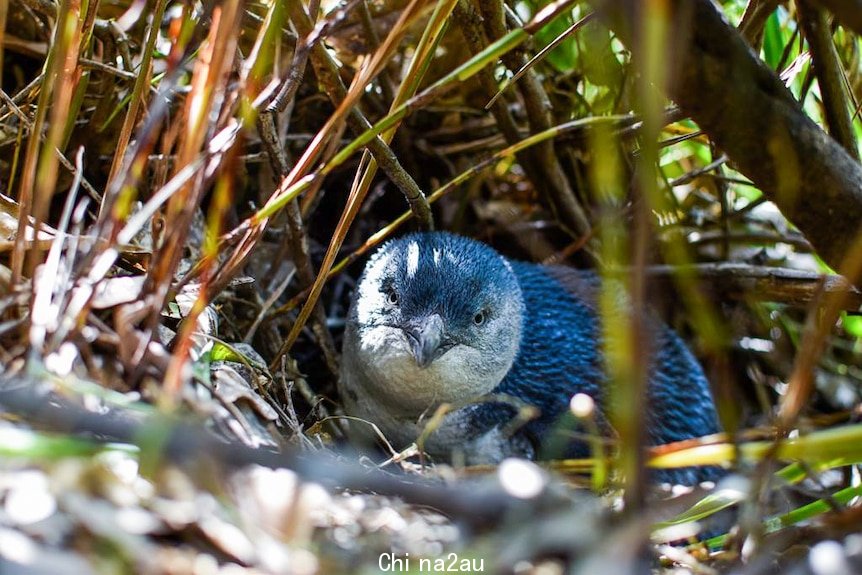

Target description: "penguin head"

left=348, top=232, right=524, bottom=411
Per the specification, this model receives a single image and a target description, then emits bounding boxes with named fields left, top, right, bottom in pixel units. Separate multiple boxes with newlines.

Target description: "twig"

left=643, top=262, right=862, bottom=309
left=256, top=11, right=340, bottom=378
left=798, top=1, right=859, bottom=160
left=459, top=0, right=591, bottom=241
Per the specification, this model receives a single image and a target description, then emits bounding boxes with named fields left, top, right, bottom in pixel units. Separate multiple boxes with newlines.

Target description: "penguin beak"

left=406, top=314, right=446, bottom=368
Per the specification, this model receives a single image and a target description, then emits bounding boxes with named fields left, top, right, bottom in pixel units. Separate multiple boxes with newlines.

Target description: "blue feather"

left=341, top=232, right=724, bottom=485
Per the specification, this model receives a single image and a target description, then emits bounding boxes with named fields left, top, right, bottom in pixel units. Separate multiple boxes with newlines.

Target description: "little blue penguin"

left=339, top=231, right=722, bottom=485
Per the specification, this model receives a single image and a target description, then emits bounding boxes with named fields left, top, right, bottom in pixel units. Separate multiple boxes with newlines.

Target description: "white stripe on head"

left=406, top=241, right=420, bottom=278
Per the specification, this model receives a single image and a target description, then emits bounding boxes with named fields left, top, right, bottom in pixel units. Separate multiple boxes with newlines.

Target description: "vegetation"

left=2, top=0, right=862, bottom=572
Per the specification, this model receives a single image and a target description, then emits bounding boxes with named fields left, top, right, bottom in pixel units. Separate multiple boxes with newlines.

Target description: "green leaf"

left=533, top=12, right=577, bottom=71
left=842, top=313, right=862, bottom=338
left=211, top=342, right=245, bottom=363
left=653, top=484, right=747, bottom=532
left=762, top=11, right=784, bottom=69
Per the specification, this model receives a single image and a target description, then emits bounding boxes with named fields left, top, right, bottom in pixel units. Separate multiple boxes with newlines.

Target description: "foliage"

left=1, top=0, right=862, bottom=573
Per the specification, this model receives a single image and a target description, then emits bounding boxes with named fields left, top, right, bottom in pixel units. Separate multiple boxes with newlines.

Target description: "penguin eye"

left=386, top=290, right=399, bottom=305
left=473, top=310, right=486, bottom=326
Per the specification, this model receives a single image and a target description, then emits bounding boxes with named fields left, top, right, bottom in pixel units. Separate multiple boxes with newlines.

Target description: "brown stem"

left=798, top=0, right=859, bottom=160
left=289, top=1, right=432, bottom=230
left=477, top=0, right=591, bottom=241
left=456, top=0, right=591, bottom=240
left=257, top=44, right=340, bottom=378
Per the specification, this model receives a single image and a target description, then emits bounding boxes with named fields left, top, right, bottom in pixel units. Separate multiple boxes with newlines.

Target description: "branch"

left=643, top=262, right=862, bottom=310
left=593, top=0, right=862, bottom=277
left=811, top=0, right=862, bottom=36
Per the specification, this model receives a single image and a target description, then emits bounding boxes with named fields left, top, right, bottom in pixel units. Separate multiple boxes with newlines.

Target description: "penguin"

left=340, top=231, right=722, bottom=484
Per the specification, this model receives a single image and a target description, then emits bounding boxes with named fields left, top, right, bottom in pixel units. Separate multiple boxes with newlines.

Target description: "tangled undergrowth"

left=3, top=0, right=862, bottom=573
